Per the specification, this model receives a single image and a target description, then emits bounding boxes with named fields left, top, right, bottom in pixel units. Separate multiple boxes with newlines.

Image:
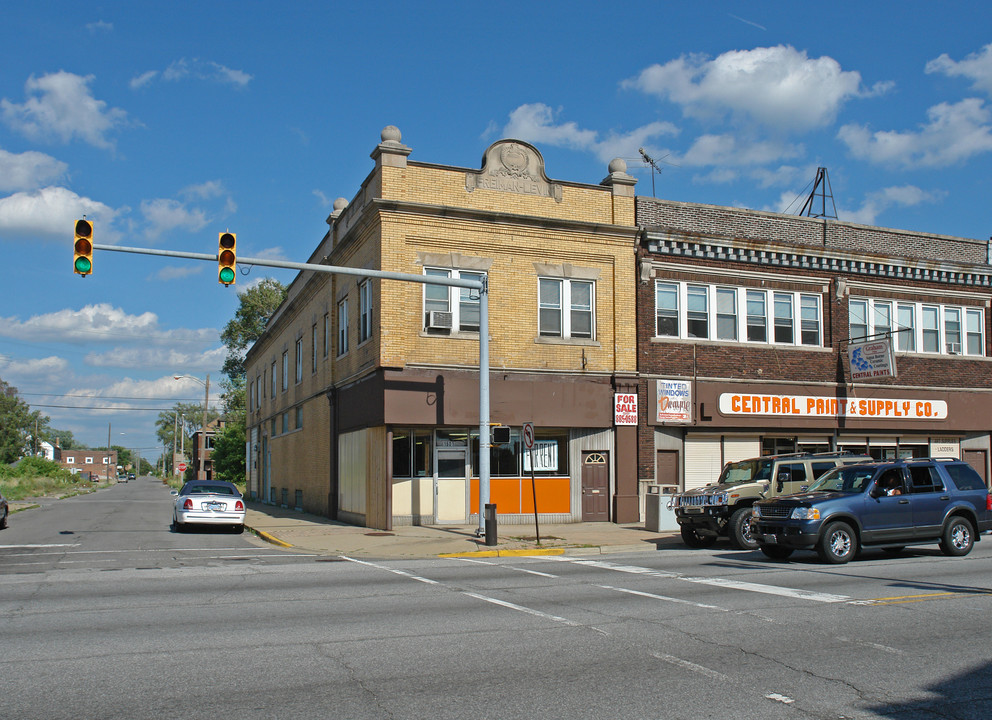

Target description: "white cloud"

left=0, top=186, right=117, bottom=239
left=502, top=103, right=678, bottom=164
left=154, top=264, right=204, bottom=281
left=623, top=45, right=887, bottom=132
left=838, top=98, right=992, bottom=167
left=678, top=133, right=802, bottom=168
left=129, top=70, right=158, bottom=90
left=0, top=303, right=217, bottom=346
left=0, top=148, right=67, bottom=192
left=1, top=71, right=128, bottom=149
left=840, top=185, right=941, bottom=225
left=0, top=354, right=70, bottom=382
left=138, top=58, right=253, bottom=88
left=85, top=345, right=225, bottom=371
left=85, top=20, right=113, bottom=33
left=140, top=197, right=209, bottom=240
left=926, top=43, right=992, bottom=96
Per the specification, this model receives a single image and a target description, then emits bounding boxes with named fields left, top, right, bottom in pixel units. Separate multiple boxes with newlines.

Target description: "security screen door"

left=435, top=448, right=467, bottom=524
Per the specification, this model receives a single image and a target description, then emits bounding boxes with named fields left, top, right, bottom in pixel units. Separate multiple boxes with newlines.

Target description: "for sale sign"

left=614, top=393, right=638, bottom=425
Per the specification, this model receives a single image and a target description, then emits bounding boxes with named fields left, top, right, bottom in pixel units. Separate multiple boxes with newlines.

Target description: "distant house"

left=59, top=449, right=117, bottom=480
left=37, top=441, right=55, bottom=461
left=191, top=418, right=225, bottom=481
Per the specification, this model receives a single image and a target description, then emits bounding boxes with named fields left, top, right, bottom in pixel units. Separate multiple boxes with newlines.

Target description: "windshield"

left=808, top=466, right=875, bottom=493
left=717, top=459, right=773, bottom=486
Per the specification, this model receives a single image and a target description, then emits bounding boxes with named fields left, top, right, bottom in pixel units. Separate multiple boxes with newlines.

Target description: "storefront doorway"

left=435, top=447, right=467, bottom=524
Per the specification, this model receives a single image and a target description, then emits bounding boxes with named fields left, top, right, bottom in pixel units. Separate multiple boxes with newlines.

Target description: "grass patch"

left=0, top=456, right=108, bottom=501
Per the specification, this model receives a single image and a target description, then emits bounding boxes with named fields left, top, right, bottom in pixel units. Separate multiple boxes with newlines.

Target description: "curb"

left=438, top=548, right=567, bottom=558
left=249, top=527, right=293, bottom=548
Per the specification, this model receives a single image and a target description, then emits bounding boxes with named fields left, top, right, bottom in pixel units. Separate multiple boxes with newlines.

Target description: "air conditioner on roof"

left=426, top=311, right=453, bottom=330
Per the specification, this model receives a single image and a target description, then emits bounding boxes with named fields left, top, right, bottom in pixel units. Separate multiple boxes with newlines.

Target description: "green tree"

left=211, top=278, right=285, bottom=483
left=0, top=378, right=40, bottom=464
left=220, top=278, right=287, bottom=380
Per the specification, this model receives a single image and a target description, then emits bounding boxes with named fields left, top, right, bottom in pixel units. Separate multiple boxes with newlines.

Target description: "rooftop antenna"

left=798, top=167, right=838, bottom=219
left=638, top=147, right=670, bottom=198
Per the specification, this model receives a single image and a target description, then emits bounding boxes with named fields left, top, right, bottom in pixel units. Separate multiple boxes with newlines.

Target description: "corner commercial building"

left=244, top=127, right=641, bottom=528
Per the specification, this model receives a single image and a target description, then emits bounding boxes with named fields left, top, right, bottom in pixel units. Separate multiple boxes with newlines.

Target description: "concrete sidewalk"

left=245, top=502, right=681, bottom=559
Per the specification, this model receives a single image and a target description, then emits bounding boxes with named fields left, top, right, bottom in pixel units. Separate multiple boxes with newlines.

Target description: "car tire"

left=817, top=521, right=857, bottom=564
left=0, top=510, right=7, bottom=530
left=680, top=525, right=717, bottom=548
left=939, top=516, right=974, bottom=557
left=759, top=544, right=793, bottom=560
left=233, top=524, right=244, bottom=534
left=728, top=507, right=759, bottom=550
left=173, top=513, right=184, bottom=533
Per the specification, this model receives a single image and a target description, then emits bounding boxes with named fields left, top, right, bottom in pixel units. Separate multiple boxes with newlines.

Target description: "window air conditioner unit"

left=946, top=342, right=961, bottom=355
left=426, top=311, right=453, bottom=330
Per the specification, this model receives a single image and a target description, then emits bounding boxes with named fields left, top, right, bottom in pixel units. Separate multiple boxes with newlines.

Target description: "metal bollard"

left=484, top=503, right=497, bottom=546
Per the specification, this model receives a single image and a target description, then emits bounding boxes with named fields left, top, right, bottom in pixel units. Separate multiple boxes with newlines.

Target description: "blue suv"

left=752, top=458, right=992, bottom=563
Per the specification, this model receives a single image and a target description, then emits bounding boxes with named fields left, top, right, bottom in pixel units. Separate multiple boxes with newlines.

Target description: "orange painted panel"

left=471, top=477, right=571, bottom=514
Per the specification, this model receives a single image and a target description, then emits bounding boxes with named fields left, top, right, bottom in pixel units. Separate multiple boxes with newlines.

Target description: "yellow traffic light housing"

left=73, top=219, right=93, bottom=275
left=218, top=232, right=236, bottom=285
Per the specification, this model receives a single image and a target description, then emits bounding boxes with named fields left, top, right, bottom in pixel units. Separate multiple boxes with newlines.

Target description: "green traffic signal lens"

left=219, top=267, right=235, bottom=284
left=74, top=256, right=92, bottom=274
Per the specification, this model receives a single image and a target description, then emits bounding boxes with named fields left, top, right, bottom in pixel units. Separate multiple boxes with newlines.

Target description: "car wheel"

left=233, top=524, right=244, bottom=534
left=939, top=517, right=974, bottom=557
left=0, top=510, right=7, bottom=530
left=680, top=525, right=717, bottom=548
left=728, top=507, right=759, bottom=550
left=759, top=544, right=793, bottom=560
left=817, top=521, right=856, bottom=564
left=173, top=512, right=184, bottom=533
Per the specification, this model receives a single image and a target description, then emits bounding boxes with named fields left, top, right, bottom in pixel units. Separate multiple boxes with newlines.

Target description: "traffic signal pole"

left=89, top=242, right=492, bottom=537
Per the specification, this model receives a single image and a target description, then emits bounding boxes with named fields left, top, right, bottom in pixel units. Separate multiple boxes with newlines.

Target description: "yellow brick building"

left=244, top=126, right=639, bottom=528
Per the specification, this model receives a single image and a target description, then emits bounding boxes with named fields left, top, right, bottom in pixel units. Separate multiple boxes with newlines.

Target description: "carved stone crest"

left=466, top=140, right=563, bottom=202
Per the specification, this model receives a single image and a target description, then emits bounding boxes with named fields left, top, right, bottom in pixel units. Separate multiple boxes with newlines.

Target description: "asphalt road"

left=3, top=478, right=992, bottom=719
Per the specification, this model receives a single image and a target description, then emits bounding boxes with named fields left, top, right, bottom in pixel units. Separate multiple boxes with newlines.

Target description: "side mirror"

left=170, top=490, right=178, bottom=496
left=869, top=486, right=884, bottom=499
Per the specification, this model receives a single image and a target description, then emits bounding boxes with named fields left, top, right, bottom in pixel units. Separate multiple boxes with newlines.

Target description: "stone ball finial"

left=381, top=125, right=402, bottom=143
left=608, top=157, right=627, bottom=174
left=333, top=197, right=349, bottom=212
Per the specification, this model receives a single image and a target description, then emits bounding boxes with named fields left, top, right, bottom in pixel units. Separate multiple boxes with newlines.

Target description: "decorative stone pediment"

left=465, top=140, right=563, bottom=202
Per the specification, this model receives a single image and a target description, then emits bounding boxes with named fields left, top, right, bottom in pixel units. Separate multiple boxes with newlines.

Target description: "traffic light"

left=218, top=232, right=236, bottom=285
left=73, top=219, right=93, bottom=276
left=491, top=426, right=510, bottom=444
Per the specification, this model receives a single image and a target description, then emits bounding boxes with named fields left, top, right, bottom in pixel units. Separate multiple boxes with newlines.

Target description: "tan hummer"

left=669, top=452, right=871, bottom=550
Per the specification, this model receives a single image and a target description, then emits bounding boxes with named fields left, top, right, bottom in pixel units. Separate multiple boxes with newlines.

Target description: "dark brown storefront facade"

left=636, top=196, right=992, bottom=497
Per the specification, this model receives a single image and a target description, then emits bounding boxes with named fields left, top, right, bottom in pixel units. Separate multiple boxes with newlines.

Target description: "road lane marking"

left=452, top=557, right=558, bottom=577
left=652, top=653, right=730, bottom=682
left=852, top=590, right=992, bottom=605
left=0, top=544, right=79, bottom=549
left=543, top=557, right=851, bottom=603
left=599, top=585, right=729, bottom=611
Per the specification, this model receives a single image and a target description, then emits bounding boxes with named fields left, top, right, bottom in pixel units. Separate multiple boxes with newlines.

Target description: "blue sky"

left=2, top=1, right=992, bottom=461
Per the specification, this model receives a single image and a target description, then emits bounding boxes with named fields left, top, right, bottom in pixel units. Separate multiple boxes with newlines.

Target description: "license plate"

left=205, top=501, right=226, bottom=511
left=686, top=508, right=702, bottom=514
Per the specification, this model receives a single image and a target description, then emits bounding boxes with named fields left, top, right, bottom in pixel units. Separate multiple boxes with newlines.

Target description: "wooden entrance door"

left=581, top=451, right=610, bottom=521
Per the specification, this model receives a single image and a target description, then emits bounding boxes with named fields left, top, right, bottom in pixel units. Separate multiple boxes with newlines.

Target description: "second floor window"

left=850, top=298, right=984, bottom=356
left=295, top=338, right=302, bottom=383
left=424, top=268, right=485, bottom=333
left=338, top=298, right=349, bottom=355
left=539, top=278, right=593, bottom=339
left=656, top=281, right=821, bottom=347
left=359, top=280, right=373, bottom=343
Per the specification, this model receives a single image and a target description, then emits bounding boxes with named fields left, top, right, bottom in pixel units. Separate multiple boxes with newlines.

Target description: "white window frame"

left=337, top=298, right=349, bottom=356
left=359, top=280, right=373, bottom=343
left=851, top=297, right=984, bottom=356
left=423, top=268, right=485, bottom=333
left=538, top=277, right=594, bottom=339
left=653, top=281, right=821, bottom=347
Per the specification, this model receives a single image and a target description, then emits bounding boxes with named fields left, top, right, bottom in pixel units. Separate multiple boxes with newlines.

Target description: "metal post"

left=200, top=373, right=209, bottom=480
left=477, top=278, right=490, bottom=537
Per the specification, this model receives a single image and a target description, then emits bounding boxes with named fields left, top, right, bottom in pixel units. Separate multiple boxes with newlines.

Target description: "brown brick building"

left=244, top=127, right=640, bottom=528
left=637, top=197, right=992, bottom=494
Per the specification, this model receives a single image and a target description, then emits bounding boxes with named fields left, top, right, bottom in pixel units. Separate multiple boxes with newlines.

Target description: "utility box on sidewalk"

left=645, top=485, right=679, bottom=532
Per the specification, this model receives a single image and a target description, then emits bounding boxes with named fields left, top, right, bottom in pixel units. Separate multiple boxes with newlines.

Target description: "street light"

left=173, top=373, right=210, bottom=480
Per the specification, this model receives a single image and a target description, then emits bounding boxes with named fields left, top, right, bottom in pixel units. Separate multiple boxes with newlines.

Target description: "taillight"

left=986, top=494, right=991, bottom=511
left=235, top=500, right=244, bottom=511
left=183, top=498, right=193, bottom=510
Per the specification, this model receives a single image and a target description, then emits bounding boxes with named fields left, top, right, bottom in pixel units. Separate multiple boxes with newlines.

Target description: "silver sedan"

left=172, top=480, right=246, bottom=533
